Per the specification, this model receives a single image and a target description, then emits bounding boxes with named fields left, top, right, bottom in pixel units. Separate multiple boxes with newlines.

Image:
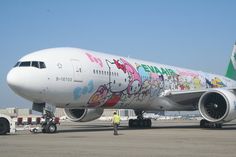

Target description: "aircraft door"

left=71, top=59, right=83, bottom=82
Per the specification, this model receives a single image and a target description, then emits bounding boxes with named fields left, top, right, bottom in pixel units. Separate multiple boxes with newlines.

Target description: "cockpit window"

left=32, top=61, right=39, bottom=68
left=14, top=62, right=20, bottom=67
left=14, top=61, right=46, bottom=69
left=19, top=61, right=31, bottom=67
left=39, top=62, right=46, bottom=69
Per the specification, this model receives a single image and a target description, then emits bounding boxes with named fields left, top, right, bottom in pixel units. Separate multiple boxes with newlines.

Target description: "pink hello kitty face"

left=116, top=58, right=142, bottom=95
left=106, top=60, right=129, bottom=93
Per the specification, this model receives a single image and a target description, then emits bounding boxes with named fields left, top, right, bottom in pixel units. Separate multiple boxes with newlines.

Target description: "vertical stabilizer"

left=226, top=42, right=236, bottom=80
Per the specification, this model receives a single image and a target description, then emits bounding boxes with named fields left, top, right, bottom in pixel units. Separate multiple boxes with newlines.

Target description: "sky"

left=0, top=0, right=236, bottom=108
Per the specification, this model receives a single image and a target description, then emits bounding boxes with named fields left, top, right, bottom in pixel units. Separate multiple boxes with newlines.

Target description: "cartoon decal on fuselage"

left=87, top=58, right=142, bottom=107
left=175, top=70, right=203, bottom=90
left=135, top=64, right=165, bottom=102
left=87, top=85, right=108, bottom=107
left=206, top=77, right=226, bottom=88
left=82, top=53, right=228, bottom=108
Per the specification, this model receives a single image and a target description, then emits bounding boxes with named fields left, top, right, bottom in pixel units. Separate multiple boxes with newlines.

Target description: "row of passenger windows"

left=14, top=61, right=46, bottom=69
left=93, top=69, right=119, bottom=77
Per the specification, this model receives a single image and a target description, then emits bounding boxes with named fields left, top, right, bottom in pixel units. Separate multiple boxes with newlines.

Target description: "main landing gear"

left=129, top=111, right=152, bottom=128
left=200, top=119, right=222, bottom=129
left=41, top=111, right=57, bottom=133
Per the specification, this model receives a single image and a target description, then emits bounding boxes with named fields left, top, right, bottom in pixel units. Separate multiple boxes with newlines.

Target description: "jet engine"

left=64, top=108, right=104, bottom=122
left=198, top=89, right=236, bottom=123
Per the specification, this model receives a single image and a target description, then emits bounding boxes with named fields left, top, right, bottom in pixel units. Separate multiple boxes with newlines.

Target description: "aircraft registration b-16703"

left=5, top=43, right=236, bottom=133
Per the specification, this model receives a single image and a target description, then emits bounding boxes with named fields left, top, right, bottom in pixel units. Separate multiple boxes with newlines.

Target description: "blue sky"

left=1, top=0, right=236, bottom=108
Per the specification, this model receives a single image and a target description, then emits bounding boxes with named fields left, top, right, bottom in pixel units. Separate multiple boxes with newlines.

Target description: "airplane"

left=5, top=43, right=236, bottom=133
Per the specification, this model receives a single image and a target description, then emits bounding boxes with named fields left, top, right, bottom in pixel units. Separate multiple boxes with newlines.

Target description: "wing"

left=164, top=87, right=236, bottom=106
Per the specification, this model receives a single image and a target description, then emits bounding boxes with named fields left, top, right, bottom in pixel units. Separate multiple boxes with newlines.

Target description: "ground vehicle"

left=0, top=113, right=59, bottom=135
left=0, top=113, right=16, bottom=135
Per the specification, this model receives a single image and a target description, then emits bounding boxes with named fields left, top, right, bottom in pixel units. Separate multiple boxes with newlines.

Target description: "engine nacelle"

left=198, top=89, right=236, bottom=123
left=64, top=108, right=104, bottom=122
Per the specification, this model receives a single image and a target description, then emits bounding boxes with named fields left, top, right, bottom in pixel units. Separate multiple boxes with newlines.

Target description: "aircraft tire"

left=129, top=119, right=134, bottom=128
left=129, top=119, right=152, bottom=128
left=139, top=120, right=144, bottom=128
left=147, top=119, right=152, bottom=128
left=42, top=123, right=47, bottom=133
left=216, top=123, right=222, bottom=128
left=46, top=123, right=57, bottom=133
left=200, top=119, right=208, bottom=128
left=200, top=119, right=222, bottom=129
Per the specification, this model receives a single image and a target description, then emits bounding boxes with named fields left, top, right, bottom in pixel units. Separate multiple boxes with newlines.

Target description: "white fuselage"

left=7, top=48, right=236, bottom=111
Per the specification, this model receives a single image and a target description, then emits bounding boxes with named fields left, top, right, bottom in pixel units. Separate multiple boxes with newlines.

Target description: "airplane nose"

left=7, top=68, right=31, bottom=93
left=7, top=68, right=47, bottom=102
left=7, top=69, right=21, bottom=90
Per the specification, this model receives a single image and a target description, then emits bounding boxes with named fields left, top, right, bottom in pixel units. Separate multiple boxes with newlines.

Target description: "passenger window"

left=32, top=61, right=39, bottom=68
left=39, top=62, right=46, bottom=69
left=19, top=61, right=31, bottom=67
left=14, top=62, right=21, bottom=67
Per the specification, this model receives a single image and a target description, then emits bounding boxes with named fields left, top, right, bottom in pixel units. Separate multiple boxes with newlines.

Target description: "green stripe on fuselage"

left=141, top=64, right=176, bottom=76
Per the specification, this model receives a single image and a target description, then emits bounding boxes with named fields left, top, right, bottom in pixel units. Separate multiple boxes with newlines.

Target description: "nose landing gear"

left=31, top=103, right=58, bottom=134
left=41, top=111, right=57, bottom=133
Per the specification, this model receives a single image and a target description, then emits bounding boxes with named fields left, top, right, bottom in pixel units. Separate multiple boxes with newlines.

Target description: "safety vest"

left=113, top=115, right=121, bottom=124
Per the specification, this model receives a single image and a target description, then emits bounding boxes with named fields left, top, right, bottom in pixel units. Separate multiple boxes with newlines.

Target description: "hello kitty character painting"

left=119, top=58, right=142, bottom=95
left=87, top=57, right=142, bottom=108
left=106, top=59, right=130, bottom=93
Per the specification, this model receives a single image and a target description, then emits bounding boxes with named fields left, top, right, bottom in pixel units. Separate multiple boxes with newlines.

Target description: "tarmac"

left=0, top=120, right=236, bottom=157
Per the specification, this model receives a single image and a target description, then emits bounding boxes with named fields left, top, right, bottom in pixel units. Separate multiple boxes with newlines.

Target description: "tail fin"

left=226, top=42, right=236, bottom=80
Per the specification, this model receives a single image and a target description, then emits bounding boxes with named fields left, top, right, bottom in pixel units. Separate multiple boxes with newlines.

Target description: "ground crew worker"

left=112, top=111, right=121, bottom=135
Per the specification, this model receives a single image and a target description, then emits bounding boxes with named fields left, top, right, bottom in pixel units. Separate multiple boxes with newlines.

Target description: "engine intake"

left=64, top=108, right=103, bottom=122
left=198, top=89, right=236, bottom=123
